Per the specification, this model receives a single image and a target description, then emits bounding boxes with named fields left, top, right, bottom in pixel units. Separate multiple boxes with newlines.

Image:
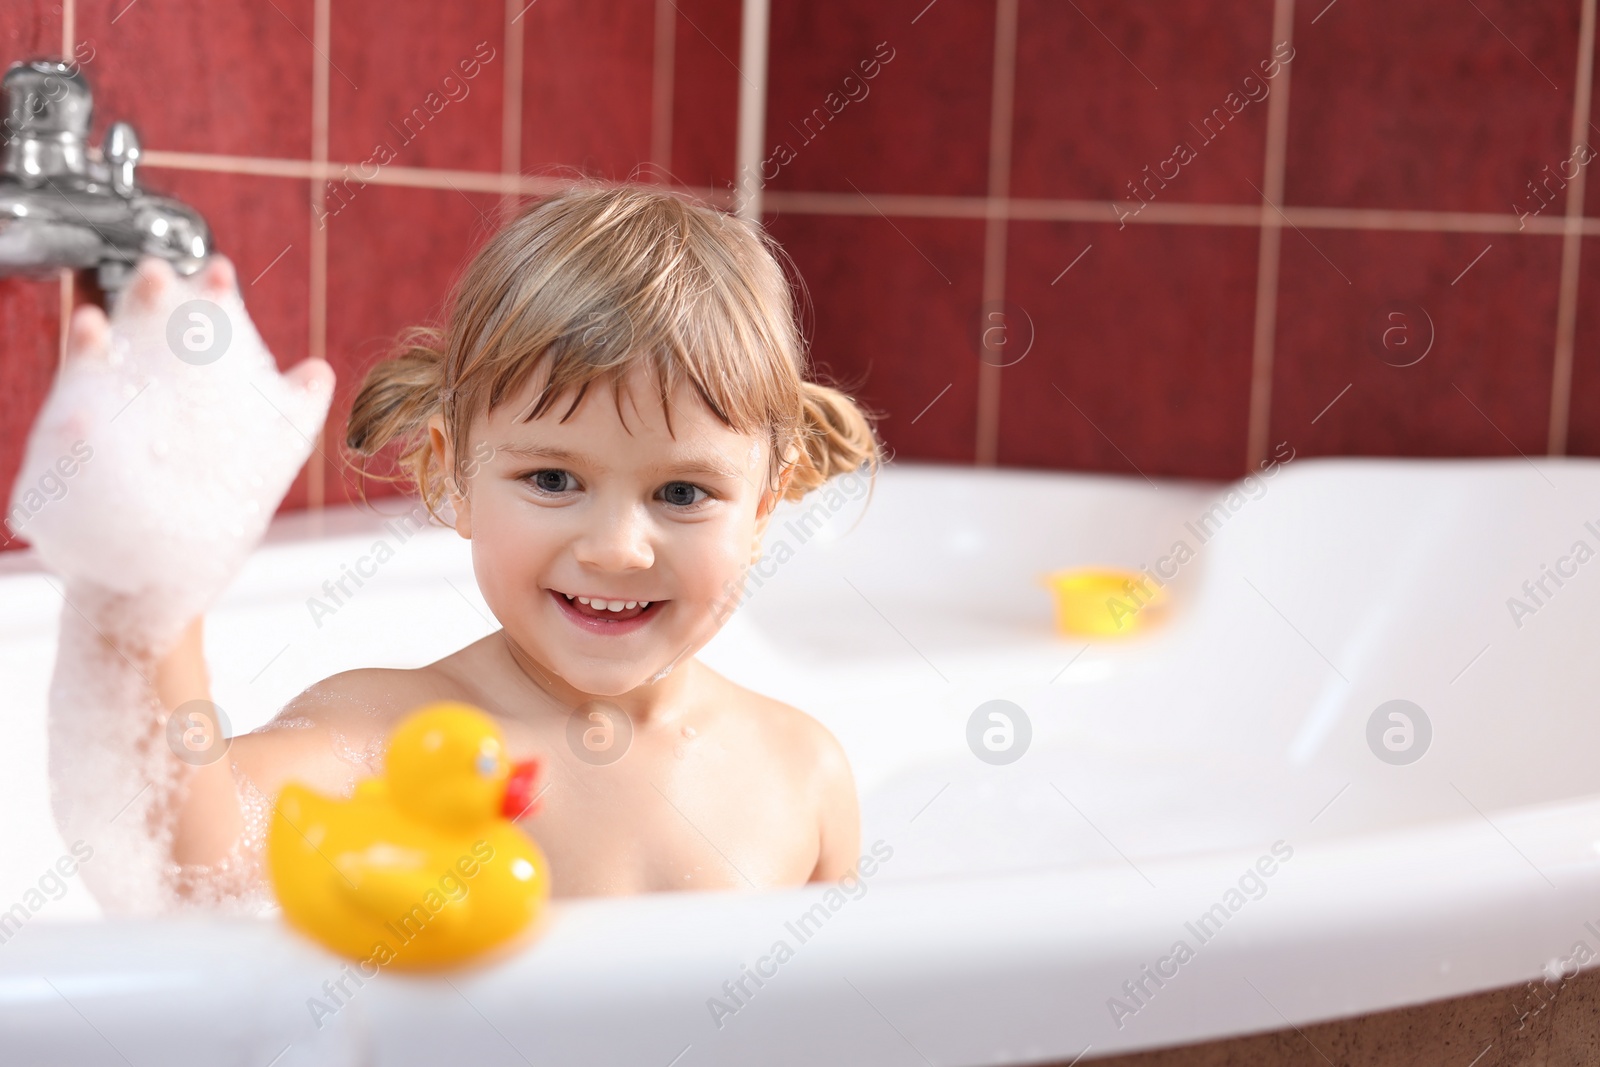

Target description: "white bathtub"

left=4, top=457, right=1600, bottom=1065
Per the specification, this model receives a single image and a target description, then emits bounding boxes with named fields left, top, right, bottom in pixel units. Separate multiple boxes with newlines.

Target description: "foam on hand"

left=10, top=256, right=334, bottom=645
left=9, top=256, right=335, bottom=914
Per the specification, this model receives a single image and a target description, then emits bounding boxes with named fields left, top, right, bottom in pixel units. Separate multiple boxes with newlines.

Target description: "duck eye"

left=474, top=753, right=498, bottom=777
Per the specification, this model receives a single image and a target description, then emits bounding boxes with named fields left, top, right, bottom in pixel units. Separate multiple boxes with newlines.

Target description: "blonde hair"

left=344, top=182, right=881, bottom=523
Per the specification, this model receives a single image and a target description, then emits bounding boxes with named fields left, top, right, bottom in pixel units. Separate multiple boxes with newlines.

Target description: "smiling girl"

left=20, top=183, right=880, bottom=912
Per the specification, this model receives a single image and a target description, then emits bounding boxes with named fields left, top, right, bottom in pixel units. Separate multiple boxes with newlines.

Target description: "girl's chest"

left=499, top=724, right=821, bottom=897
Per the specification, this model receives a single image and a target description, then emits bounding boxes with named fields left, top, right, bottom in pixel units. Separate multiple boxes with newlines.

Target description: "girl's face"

left=431, top=365, right=781, bottom=698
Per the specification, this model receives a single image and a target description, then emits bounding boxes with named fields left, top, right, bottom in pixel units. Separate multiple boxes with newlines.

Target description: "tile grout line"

left=1245, top=0, right=1296, bottom=471
left=733, top=0, right=771, bottom=221
left=652, top=0, right=677, bottom=179
left=57, top=0, right=75, bottom=369
left=1549, top=0, right=1597, bottom=455
left=975, top=0, right=1019, bottom=468
left=139, top=151, right=737, bottom=211
left=136, top=149, right=1600, bottom=236
left=307, top=0, right=331, bottom=525
left=501, top=0, right=525, bottom=221
left=767, top=193, right=1600, bottom=235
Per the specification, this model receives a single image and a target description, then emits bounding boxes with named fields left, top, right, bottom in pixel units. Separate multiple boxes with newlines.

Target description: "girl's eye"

left=528, top=470, right=573, bottom=494
left=660, top=482, right=709, bottom=508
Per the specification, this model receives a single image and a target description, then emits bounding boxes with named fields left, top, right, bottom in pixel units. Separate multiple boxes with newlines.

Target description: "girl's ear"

left=754, top=442, right=801, bottom=528
left=776, top=442, right=801, bottom=496
left=428, top=414, right=473, bottom=538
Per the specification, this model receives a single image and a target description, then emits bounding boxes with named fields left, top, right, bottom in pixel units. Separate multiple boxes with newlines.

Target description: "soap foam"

left=327, top=727, right=387, bottom=773
left=15, top=258, right=334, bottom=914
left=169, top=758, right=277, bottom=916
left=11, top=258, right=332, bottom=648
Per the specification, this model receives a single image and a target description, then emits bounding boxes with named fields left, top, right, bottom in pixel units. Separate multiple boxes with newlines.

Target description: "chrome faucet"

left=0, top=58, right=212, bottom=294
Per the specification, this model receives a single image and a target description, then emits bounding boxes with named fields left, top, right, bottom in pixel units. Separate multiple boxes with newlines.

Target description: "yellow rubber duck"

left=1040, top=567, right=1169, bottom=638
left=267, top=701, right=551, bottom=970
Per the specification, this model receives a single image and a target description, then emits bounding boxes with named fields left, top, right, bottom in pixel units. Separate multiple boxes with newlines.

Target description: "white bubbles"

left=329, top=727, right=386, bottom=771
left=11, top=257, right=332, bottom=645
left=48, top=608, right=186, bottom=914
left=21, top=258, right=334, bottom=916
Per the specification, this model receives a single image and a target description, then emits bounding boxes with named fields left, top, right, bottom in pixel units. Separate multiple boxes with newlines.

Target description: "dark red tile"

left=0, top=0, right=61, bottom=57
left=764, top=0, right=994, bottom=198
left=521, top=0, right=655, bottom=181
left=330, top=3, right=503, bottom=174
left=1285, top=0, right=1580, bottom=215
left=669, top=0, right=741, bottom=192
left=0, top=278, right=61, bottom=552
left=74, top=0, right=313, bottom=160
left=1562, top=239, right=1600, bottom=455
left=1012, top=0, right=1277, bottom=206
left=764, top=213, right=986, bottom=464
left=1271, top=230, right=1559, bottom=457
left=1000, top=221, right=1257, bottom=479
left=325, top=184, right=501, bottom=506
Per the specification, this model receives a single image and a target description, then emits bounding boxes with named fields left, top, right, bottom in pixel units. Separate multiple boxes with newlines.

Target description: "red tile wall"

left=4, top=0, right=1599, bottom=551
left=328, top=4, right=504, bottom=175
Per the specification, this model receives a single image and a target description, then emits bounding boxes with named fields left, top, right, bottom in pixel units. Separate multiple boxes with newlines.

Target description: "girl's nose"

left=572, top=500, right=655, bottom=571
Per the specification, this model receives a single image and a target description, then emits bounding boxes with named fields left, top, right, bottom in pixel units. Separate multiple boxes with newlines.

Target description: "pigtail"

left=783, top=379, right=883, bottom=499
left=342, top=325, right=453, bottom=521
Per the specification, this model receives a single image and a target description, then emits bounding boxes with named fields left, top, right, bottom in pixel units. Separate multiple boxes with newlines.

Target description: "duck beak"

left=502, top=759, right=541, bottom=820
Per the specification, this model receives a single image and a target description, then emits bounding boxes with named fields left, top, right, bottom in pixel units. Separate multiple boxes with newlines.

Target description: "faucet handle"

left=3, top=59, right=92, bottom=139
left=103, top=121, right=140, bottom=196
left=4, top=59, right=93, bottom=183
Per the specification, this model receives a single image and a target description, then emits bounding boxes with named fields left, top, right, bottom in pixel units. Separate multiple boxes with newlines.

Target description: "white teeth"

left=569, top=595, right=651, bottom=612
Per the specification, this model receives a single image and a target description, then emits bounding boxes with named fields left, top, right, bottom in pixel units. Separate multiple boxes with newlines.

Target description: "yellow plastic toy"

left=1040, top=567, right=1169, bottom=638
left=267, top=701, right=551, bottom=970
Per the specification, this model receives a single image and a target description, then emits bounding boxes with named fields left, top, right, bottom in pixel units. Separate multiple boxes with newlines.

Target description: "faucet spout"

left=0, top=58, right=213, bottom=294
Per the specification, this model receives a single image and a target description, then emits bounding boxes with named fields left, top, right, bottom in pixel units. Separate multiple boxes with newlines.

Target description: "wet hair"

left=343, top=181, right=881, bottom=522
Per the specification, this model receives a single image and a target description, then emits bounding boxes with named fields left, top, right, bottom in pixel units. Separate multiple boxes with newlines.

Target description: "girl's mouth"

left=549, top=590, right=663, bottom=635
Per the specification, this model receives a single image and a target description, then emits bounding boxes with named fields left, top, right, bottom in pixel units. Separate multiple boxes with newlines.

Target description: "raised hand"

left=9, top=255, right=334, bottom=645
left=9, top=256, right=334, bottom=915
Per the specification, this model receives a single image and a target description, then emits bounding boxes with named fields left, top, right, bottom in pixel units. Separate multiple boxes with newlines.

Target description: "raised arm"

left=12, top=257, right=333, bottom=914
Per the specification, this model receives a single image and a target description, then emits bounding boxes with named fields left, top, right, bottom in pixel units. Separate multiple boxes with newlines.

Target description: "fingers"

left=64, top=305, right=111, bottom=366
left=125, top=256, right=178, bottom=314
left=198, top=255, right=237, bottom=298
left=126, top=254, right=238, bottom=310
left=284, top=357, right=335, bottom=395
left=124, top=255, right=237, bottom=310
left=280, top=357, right=336, bottom=438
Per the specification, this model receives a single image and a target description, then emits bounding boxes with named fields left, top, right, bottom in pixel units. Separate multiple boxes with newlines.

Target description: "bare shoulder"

left=696, top=663, right=854, bottom=795
left=698, top=666, right=862, bottom=881
left=228, top=662, right=462, bottom=800
left=279, top=663, right=462, bottom=724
